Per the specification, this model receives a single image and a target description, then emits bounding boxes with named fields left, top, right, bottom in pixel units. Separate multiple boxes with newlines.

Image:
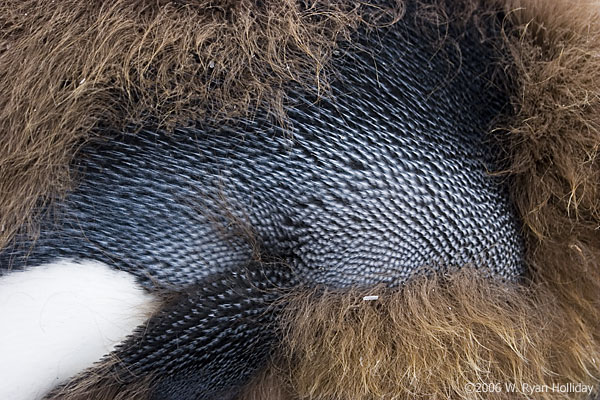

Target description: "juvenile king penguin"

left=1, top=1, right=599, bottom=399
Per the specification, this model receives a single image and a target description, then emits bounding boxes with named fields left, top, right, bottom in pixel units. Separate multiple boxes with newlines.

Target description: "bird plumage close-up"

left=0, top=0, right=599, bottom=399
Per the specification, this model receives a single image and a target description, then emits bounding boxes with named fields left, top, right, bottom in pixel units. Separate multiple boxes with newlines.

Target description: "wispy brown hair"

left=0, top=0, right=401, bottom=250
left=263, top=270, right=598, bottom=400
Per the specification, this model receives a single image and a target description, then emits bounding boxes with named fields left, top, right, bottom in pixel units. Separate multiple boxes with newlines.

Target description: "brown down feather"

left=0, top=0, right=401, bottom=251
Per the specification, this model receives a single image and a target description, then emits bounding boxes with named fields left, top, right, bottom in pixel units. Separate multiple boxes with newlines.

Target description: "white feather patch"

left=0, top=259, right=157, bottom=400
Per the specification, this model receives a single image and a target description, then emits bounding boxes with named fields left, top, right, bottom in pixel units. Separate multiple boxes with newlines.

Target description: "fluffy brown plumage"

left=262, top=270, right=598, bottom=400
left=0, top=0, right=400, bottom=250
left=499, top=0, right=600, bottom=361
left=44, top=357, right=155, bottom=400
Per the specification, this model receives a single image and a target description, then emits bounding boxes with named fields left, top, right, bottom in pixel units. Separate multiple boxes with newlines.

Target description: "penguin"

left=0, top=0, right=599, bottom=399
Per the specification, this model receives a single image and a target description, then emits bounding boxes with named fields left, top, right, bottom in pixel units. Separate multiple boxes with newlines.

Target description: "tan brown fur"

left=43, top=357, right=154, bottom=400
left=237, top=361, right=296, bottom=400
left=500, top=0, right=600, bottom=393
left=262, top=270, right=598, bottom=400
left=498, top=0, right=600, bottom=245
left=497, top=0, right=600, bottom=334
left=0, top=0, right=401, bottom=250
